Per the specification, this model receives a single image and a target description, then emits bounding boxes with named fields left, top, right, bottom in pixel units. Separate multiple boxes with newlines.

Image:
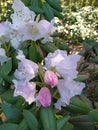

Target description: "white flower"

left=39, top=19, right=56, bottom=43
left=14, top=50, right=38, bottom=81
left=45, top=50, right=67, bottom=69
left=11, top=0, right=36, bottom=25
left=0, top=21, right=12, bottom=44
left=13, top=80, right=36, bottom=104
left=56, top=54, right=81, bottom=80
left=44, top=49, right=85, bottom=110
left=55, top=79, right=85, bottom=110
left=0, top=48, right=10, bottom=65
left=9, top=0, right=56, bottom=48
left=45, top=49, right=81, bottom=80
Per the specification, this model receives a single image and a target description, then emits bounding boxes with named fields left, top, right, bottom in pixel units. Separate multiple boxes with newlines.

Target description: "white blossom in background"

left=0, top=48, right=10, bottom=65
left=11, top=0, right=36, bottom=25
left=44, top=49, right=85, bottom=109
left=8, top=0, right=56, bottom=49
left=56, top=6, right=98, bottom=42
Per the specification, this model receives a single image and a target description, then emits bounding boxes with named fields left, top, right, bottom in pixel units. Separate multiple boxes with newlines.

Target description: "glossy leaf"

left=17, top=119, right=29, bottom=130
left=0, top=59, right=12, bottom=76
left=89, top=109, right=98, bottom=122
left=0, top=123, right=18, bottom=130
left=67, top=97, right=90, bottom=114
left=23, top=110, right=40, bottom=130
left=40, top=106, right=57, bottom=130
left=1, top=103, right=22, bottom=123
left=57, top=115, right=70, bottom=130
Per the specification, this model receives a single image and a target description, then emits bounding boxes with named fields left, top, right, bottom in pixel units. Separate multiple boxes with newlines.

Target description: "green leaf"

left=0, top=86, right=7, bottom=95
left=90, top=56, right=98, bottom=64
left=80, top=95, right=93, bottom=109
left=54, top=39, right=70, bottom=51
left=0, top=59, right=12, bottom=76
left=57, top=115, right=70, bottom=130
left=17, top=119, right=29, bottom=130
left=0, top=123, right=18, bottom=130
left=40, top=43, right=57, bottom=53
left=22, top=0, right=31, bottom=6
left=42, top=2, right=54, bottom=21
left=40, top=106, right=57, bottom=130
left=70, top=115, right=94, bottom=130
left=1, top=90, right=19, bottom=104
left=74, top=75, right=89, bottom=82
left=89, top=109, right=98, bottom=123
left=28, top=44, right=42, bottom=63
left=23, top=110, right=40, bottom=130
left=29, top=0, right=43, bottom=13
left=67, top=97, right=90, bottom=114
left=1, top=103, right=22, bottom=123
left=62, top=122, right=74, bottom=130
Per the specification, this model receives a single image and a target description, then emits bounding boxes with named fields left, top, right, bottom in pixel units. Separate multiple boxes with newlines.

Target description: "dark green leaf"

left=70, top=115, right=94, bottom=130
left=28, top=44, right=42, bottom=63
left=17, top=119, right=29, bottom=130
left=67, top=97, right=90, bottom=114
left=0, top=123, right=18, bottom=130
left=1, top=103, right=22, bottom=123
left=0, top=59, right=12, bottom=76
left=62, top=122, right=74, bottom=130
left=40, top=106, right=57, bottom=130
left=89, top=109, right=98, bottom=122
left=57, top=115, right=70, bottom=130
left=1, top=90, right=19, bottom=104
left=40, top=43, right=57, bottom=53
left=23, top=110, right=40, bottom=130
left=74, top=75, right=89, bottom=82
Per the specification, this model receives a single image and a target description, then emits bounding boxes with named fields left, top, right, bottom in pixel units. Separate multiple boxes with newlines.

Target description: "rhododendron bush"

left=0, top=0, right=98, bottom=130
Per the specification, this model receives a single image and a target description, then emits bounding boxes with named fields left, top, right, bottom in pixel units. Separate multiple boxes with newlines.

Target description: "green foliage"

left=40, top=106, right=57, bottom=130
left=57, top=115, right=70, bottom=130
left=23, top=110, right=40, bottom=130
left=1, top=103, right=22, bottom=123
left=0, top=123, right=18, bottom=130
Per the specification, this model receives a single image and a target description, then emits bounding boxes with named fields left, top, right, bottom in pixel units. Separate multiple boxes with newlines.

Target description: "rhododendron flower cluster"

left=12, top=50, right=85, bottom=109
left=0, top=0, right=56, bottom=49
left=0, top=0, right=85, bottom=110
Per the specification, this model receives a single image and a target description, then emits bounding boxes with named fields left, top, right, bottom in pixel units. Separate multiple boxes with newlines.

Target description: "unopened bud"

left=44, top=70, right=58, bottom=87
left=37, top=87, right=51, bottom=107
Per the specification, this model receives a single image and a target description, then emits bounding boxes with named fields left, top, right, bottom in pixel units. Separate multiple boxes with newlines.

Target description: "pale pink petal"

left=55, top=79, right=85, bottom=110
left=45, top=49, right=67, bottom=69
left=13, top=80, right=36, bottom=104
left=14, top=50, right=38, bottom=81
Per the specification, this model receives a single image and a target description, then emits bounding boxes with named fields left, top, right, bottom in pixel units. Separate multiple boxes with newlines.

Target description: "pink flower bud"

left=37, top=87, right=51, bottom=107
left=44, top=70, right=58, bottom=87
